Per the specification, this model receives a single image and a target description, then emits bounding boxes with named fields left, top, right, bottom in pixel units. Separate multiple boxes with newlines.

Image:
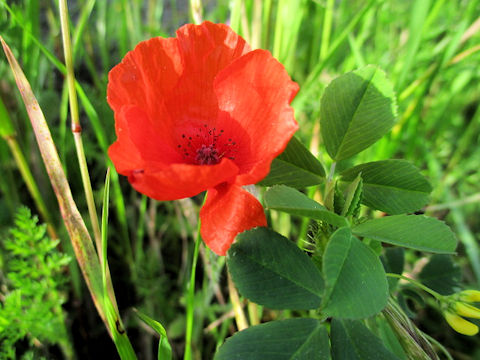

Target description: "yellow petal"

left=459, top=290, right=480, bottom=303
left=455, top=302, right=480, bottom=319
left=444, top=311, right=479, bottom=336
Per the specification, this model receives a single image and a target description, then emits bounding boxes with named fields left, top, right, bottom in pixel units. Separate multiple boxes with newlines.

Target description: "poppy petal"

left=127, top=159, right=239, bottom=201
left=110, top=105, right=181, bottom=166
left=164, top=22, right=251, bottom=124
left=214, top=49, right=299, bottom=184
left=200, top=184, right=267, bottom=255
left=108, top=106, right=145, bottom=174
left=107, top=36, right=182, bottom=125
left=176, top=22, right=250, bottom=75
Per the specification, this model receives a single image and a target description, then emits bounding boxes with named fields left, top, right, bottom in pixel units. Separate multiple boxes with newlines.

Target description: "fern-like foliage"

left=0, top=207, right=72, bottom=359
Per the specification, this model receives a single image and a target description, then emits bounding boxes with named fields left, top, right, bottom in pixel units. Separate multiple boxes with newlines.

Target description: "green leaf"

left=384, top=248, right=405, bottom=275
left=340, top=160, right=432, bottom=214
left=264, top=185, right=348, bottom=228
left=418, top=255, right=462, bottom=295
left=320, top=66, right=397, bottom=160
left=341, top=173, right=363, bottom=216
left=260, top=136, right=325, bottom=188
left=322, top=228, right=389, bottom=319
left=215, top=319, right=330, bottom=360
left=331, top=319, right=401, bottom=360
left=352, top=215, right=457, bottom=253
left=227, top=227, right=324, bottom=310
left=333, top=183, right=345, bottom=215
left=101, top=169, right=111, bottom=294
left=135, top=309, right=172, bottom=360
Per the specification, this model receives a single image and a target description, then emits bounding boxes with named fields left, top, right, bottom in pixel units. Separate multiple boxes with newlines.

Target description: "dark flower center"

left=177, top=124, right=237, bottom=165
left=196, top=144, right=220, bottom=165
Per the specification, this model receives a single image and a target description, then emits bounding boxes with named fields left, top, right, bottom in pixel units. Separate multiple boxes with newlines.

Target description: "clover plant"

left=216, top=66, right=462, bottom=360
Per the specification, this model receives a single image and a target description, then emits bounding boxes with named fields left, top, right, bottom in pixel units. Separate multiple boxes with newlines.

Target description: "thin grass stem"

left=228, top=272, right=248, bottom=330
left=251, top=0, right=262, bottom=50
left=184, top=196, right=206, bottom=360
left=319, top=0, right=334, bottom=62
left=58, top=0, right=102, bottom=250
left=190, top=0, right=203, bottom=25
left=294, top=0, right=377, bottom=109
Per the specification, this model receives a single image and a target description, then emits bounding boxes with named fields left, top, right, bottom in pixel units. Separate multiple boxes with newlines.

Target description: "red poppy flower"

left=107, top=21, right=298, bottom=255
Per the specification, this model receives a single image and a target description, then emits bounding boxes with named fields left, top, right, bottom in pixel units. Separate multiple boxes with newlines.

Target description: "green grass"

left=1, top=0, right=479, bottom=358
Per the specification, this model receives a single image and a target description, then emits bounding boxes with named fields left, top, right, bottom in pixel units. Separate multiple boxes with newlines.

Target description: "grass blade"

left=0, top=35, right=107, bottom=328
left=101, top=168, right=137, bottom=359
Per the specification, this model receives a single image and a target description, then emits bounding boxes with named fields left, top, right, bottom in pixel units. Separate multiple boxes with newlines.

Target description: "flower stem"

left=184, top=197, right=206, bottom=360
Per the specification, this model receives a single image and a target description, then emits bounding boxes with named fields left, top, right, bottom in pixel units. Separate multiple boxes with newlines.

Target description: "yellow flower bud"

left=444, top=311, right=479, bottom=336
left=455, top=302, right=480, bottom=319
left=459, top=290, right=480, bottom=303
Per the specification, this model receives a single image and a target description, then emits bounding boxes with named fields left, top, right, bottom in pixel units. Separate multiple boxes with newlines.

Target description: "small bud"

left=454, top=302, right=480, bottom=319
left=459, top=290, right=480, bottom=303
left=444, top=311, right=479, bottom=336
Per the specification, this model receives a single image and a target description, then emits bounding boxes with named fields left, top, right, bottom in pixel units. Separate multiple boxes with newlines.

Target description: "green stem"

left=297, top=186, right=317, bottom=249
left=240, top=0, right=251, bottom=45
left=327, top=162, right=336, bottom=183
left=386, top=273, right=445, bottom=300
left=425, top=192, right=480, bottom=212
left=58, top=3, right=135, bottom=356
left=422, top=333, right=454, bottom=360
left=247, top=301, right=260, bottom=326
left=251, top=0, right=262, bottom=50
left=293, top=0, right=377, bottom=110
left=324, top=162, right=336, bottom=211
left=58, top=0, right=102, bottom=255
left=319, top=0, right=334, bottom=61
left=184, top=196, right=206, bottom=360
left=228, top=272, right=248, bottom=330
left=383, top=298, right=439, bottom=360
left=229, top=0, right=241, bottom=32
left=190, top=0, right=203, bottom=25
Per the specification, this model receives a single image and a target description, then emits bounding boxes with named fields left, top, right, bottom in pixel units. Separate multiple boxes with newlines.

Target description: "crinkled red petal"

left=126, top=158, right=239, bottom=201
left=109, top=106, right=181, bottom=167
left=214, top=49, right=299, bottom=185
left=200, top=184, right=267, bottom=255
left=108, top=106, right=144, bottom=174
left=107, top=36, right=182, bottom=127
left=164, top=22, right=251, bottom=126
left=176, top=22, right=250, bottom=74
